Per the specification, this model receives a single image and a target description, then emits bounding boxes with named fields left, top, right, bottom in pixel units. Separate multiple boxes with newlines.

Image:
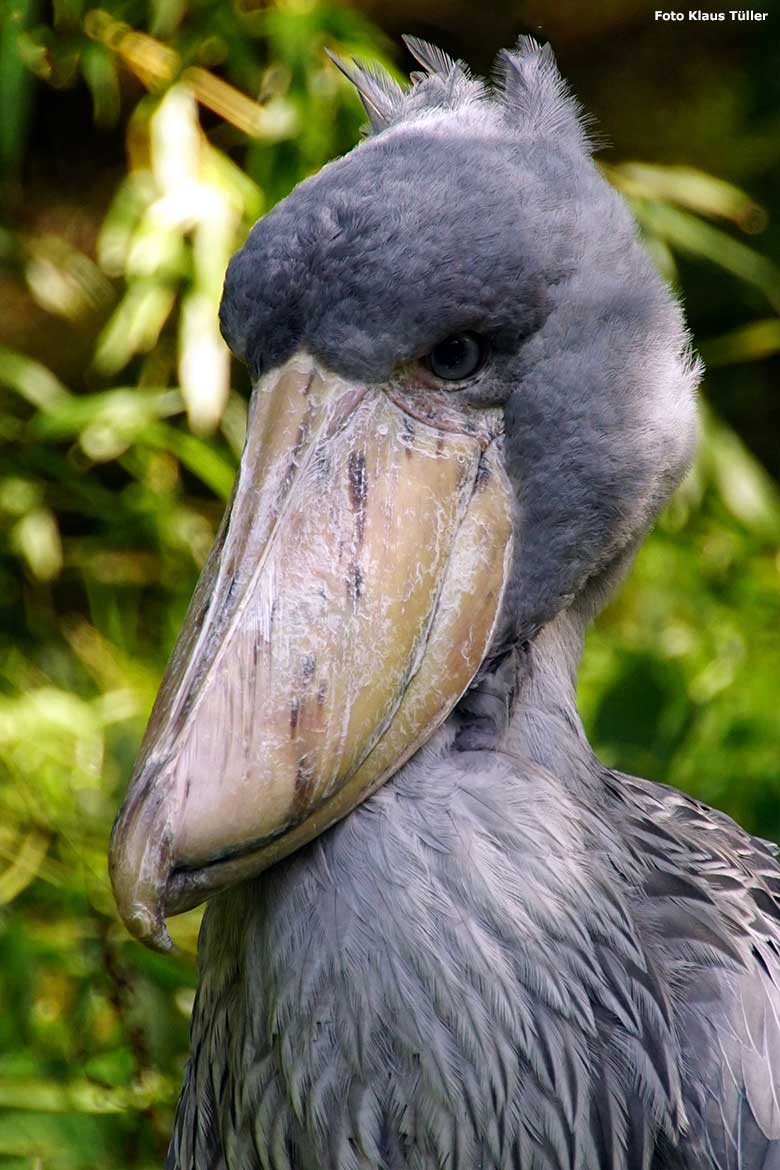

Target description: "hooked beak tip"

left=119, top=898, right=175, bottom=953
left=108, top=784, right=178, bottom=952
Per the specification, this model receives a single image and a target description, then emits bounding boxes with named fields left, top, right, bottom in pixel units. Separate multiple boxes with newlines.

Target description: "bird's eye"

left=425, top=333, right=487, bottom=382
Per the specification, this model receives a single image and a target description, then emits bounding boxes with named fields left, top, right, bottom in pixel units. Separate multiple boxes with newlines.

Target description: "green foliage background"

left=0, top=1, right=777, bottom=1165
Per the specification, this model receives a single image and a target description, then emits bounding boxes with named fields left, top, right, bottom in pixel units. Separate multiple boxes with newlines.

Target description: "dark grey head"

left=111, top=37, right=700, bottom=949
left=222, top=35, right=700, bottom=643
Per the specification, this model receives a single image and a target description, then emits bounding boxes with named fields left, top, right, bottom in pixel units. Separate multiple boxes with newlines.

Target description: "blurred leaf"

left=0, top=831, right=50, bottom=905
left=10, top=508, right=63, bottom=580
left=86, top=9, right=299, bottom=139
left=146, top=422, right=236, bottom=498
left=605, top=162, right=767, bottom=232
left=98, top=172, right=158, bottom=276
left=0, top=0, right=37, bottom=176
left=93, top=281, right=177, bottom=374
left=631, top=198, right=780, bottom=310
left=700, top=319, right=780, bottom=367
left=81, top=40, right=121, bottom=127
left=0, top=1111, right=113, bottom=1164
left=30, top=386, right=181, bottom=443
left=178, top=290, right=230, bottom=434
left=0, top=346, right=70, bottom=409
left=0, top=1071, right=176, bottom=1113
left=701, top=408, right=780, bottom=538
left=24, top=234, right=116, bottom=323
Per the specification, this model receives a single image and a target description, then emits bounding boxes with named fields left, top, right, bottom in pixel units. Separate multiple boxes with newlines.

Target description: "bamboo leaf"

left=0, top=831, right=50, bottom=905
left=145, top=421, right=237, bottom=498
left=630, top=198, right=780, bottom=309
left=604, top=161, right=767, bottom=231
left=0, top=345, right=70, bottom=410
left=699, top=319, right=780, bottom=367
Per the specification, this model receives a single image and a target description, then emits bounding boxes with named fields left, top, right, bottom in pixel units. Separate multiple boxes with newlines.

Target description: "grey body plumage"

left=168, top=623, right=780, bottom=1170
left=156, top=38, right=780, bottom=1170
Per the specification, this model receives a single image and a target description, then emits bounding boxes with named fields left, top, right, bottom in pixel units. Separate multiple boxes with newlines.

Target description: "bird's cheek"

left=109, top=353, right=513, bottom=949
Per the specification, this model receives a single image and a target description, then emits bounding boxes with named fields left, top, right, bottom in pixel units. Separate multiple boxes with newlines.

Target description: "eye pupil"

left=427, top=333, right=486, bottom=382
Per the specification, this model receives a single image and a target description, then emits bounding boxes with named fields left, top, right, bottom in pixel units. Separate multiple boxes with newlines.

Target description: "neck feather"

left=451, top=605, right=597, bottom=791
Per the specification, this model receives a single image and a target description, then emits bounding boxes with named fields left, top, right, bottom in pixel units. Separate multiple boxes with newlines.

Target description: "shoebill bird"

left=110, top=37, right=780, bottom=1170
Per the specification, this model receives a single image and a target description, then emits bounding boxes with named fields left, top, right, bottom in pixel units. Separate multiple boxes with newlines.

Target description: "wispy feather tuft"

left=402, top=35, right=459, bottom=78
left=327, top=35, right=603, bottom=147
left=493, top=36, right=600, bottom=152
left=324, top=50, right=405, bottom=132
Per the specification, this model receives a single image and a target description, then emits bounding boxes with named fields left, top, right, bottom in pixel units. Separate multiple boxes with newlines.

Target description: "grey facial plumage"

left=115, top=37, right=780, bottom=1170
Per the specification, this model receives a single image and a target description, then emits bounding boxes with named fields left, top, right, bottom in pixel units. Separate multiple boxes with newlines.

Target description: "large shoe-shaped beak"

left=110, top=354, right=513, bottom=949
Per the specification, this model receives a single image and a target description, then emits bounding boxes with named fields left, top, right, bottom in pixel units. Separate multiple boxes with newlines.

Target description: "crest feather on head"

left=323, top=50, right=405, bottom=131
left=493, top=37, right=594, bottom=148
left=327, top=35, right=596, bottom=151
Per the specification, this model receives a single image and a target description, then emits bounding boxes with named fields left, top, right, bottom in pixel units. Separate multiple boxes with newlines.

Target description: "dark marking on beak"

left=312, top=446, right=332, bottom=484
left=346, top=562, right=364, bottom=605
left=401, top=416, right=416, bottom=454
left=475, top=456, right=492, bottom=489
left=293, top=755, right=317, bottom=815
left=317, top=681, right=327, bottom=706
left=290, top=696, right=300, bottom=735
left=347, top=450, right=368, bottom=544
left=292, top=419, right=309, bottom=468
left=300, top=654, right=316, bottom=684
left=275, top=402, right=318, bottom=512
left=261, top=598, right=279, bottom=650
left=175, top=678, right=199, bottom=732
